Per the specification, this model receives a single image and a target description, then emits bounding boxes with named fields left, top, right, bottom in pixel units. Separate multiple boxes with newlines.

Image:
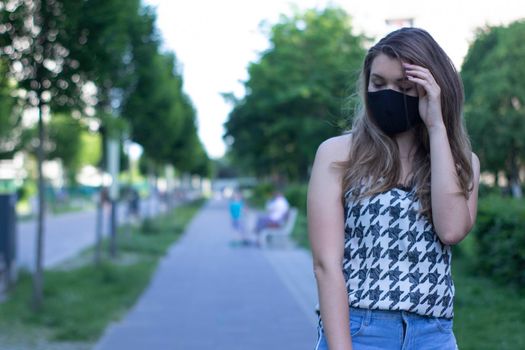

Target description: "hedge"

left=471, top=195, right=525, bottom=287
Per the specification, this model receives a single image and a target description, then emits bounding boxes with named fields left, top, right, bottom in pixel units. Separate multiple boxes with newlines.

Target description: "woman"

left=307, top=27, right=480, bottom=350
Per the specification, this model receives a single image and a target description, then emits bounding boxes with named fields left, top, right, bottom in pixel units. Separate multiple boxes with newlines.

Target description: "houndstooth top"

left=342, top=186, right=454, bottom=319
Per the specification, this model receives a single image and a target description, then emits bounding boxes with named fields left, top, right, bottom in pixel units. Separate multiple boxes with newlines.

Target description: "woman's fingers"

left=403, top=64, right=440, bottom=97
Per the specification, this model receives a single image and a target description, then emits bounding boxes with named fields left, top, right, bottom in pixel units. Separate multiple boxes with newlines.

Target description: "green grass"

left=0, top=198, right=205, bottom=347
left=452, top=232, right=525, bottom=350
left=293, top=209, right=525, bottom=350
left=452, top=254, right=525, bottom=350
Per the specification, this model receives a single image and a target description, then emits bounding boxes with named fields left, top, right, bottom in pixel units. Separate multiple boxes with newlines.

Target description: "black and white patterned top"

left=343, top=186, right=454, bottom=319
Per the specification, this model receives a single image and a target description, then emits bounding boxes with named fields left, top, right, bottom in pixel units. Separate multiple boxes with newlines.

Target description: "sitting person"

left=254, top=191, right=290, bottom=245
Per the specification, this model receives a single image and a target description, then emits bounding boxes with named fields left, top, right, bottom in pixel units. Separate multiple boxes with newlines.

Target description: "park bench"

left=259, top=207, right=298, bottom=249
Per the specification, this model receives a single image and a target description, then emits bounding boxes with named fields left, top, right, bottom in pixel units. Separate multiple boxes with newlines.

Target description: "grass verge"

left=452, top=234, right=525, bottom=350
left=0, top=198, right=205, bottom=349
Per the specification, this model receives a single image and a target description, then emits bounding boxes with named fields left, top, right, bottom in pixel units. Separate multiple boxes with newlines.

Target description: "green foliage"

left=47, top=114, right=84, bottom=184
left=248, top=182, right=276, bottom=207
left=16, top=180, right=38, bottom=204
left=78, top=131, right=102, bottom=167
left=462, top=20, right=525, bottom=191
left=0, top=0, right=85, bottom=166
left=0, top=59, right=19, bottom=158
left=248, top=181, right=307, bottom=212
left=291, top=208, right=309, bottom=250
left=286, top=183, right=309, bottom=250
left=470, top=195, right=525, bottom=287
left=63, top=0, right=142, bottom=104
left=212, top=156, right=241, bottom=178
left=2, top=262, right=155, bottom=341
left=224, top=6, right=366, bottom=181
left=121, top=25, right=210, bottom=175
left=284, top=182, right=308, bottom=212
left=1, top=0, right=209, bottom=178
left=140, top=217, right=164, bottom=235
left=0, top=0, right=84, bottom=111
left=98, top=112, right=129, bottom=140
left=477, top=182, right=503, bottom=198
left=451, top=255, right=525, bottom=350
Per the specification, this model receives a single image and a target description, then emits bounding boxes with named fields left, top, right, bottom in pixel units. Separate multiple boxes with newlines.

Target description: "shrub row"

left=470, top=194, right=525, bottom=287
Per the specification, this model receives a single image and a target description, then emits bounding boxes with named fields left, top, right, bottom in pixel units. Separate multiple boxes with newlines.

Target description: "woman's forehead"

left=370, top=53, right=405, bottom=81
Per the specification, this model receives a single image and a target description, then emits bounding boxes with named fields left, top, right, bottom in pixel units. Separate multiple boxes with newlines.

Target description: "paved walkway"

left=94, top=198, right=319, bottom=350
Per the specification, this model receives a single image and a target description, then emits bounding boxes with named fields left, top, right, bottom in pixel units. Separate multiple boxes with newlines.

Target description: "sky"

left=143, top=0, right=524, bottom=159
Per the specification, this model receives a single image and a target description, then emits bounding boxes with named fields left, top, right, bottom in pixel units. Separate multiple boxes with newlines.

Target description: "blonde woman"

left=308, top=27, right=480, bottom=350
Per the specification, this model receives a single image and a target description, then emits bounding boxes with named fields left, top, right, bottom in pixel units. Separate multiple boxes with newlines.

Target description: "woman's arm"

left=308, top=135, right=353, bottom=350
left=428, top=127, right=480, bottom=245
left=404, top=62, right=481, bottom=245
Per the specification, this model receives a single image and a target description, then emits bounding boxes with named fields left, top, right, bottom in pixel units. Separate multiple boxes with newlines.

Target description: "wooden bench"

left=259, top=207, right=298, bottom=249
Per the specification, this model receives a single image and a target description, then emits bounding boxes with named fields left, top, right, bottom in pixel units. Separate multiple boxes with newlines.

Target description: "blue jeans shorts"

left=315, top=307, right=459, bottom=350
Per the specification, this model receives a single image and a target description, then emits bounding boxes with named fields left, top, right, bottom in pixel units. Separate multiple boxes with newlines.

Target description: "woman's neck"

left=394, top=129, right=417, bottom=160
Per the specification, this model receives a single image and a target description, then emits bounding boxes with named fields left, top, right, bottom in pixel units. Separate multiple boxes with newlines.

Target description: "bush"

left=477, top=183, right=502, bottom=198
left=140, top=217, right=162, bottom=234
left=471, top=195, right=525, bottom=287
left=247, top=182, right=275, bottom=208
left=16, top=180, right=37, bottom=203
left=284, top=183, right=308, bottom=212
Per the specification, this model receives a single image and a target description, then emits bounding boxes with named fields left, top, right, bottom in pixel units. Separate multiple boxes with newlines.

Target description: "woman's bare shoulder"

left=316, top=133, right=353, bottom=164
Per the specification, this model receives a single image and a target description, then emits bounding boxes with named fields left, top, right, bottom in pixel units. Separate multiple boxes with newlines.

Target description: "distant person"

left=229, top=191, right=248, bottom=245
left=254, top=191, right=290, bottom=245
left=127, top=187, right=140, bottom=223
left=100, top=187, right=110, bottom=207
left=308, top=27, right=480, bottom=350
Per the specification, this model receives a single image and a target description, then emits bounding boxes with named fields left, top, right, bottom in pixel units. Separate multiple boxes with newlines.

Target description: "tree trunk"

left=509, top=149, right=523, bottom=199
left=109, top=198, right=117, bottom=258
left=147, top=162, right=154, bottom=218
left=107, top=137, right=119, bottom=258
left=94, top=191, right=104, bottom=266
left=32, top=101, right=46, bottom=311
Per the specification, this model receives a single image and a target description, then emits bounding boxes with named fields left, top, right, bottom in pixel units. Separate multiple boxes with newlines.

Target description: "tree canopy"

left=462, top=20, right=525, bottom=196
left=0, top=0, right=209, bottom=177
left=0, top=59, right=18, bottom=158
left=224, top=7, right=366, bottom=181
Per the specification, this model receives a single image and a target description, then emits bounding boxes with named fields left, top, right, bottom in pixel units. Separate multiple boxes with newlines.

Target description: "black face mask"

left=367, top=89, right=422, bottom=135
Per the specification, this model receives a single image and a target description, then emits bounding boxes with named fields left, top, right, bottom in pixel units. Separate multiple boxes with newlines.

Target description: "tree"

left=63, top=0, right=141, bottom=109
left=0, top=0, right=84, bottom=310
left=224, top=7, right=366, bottom=182
left=122, top=52, right=183, bottom=165
left=122, top=17, right=209, bottom=177
left=47, top=113, right=84, bottom=184
left=77, top=131, right=102, bottom=169
left=0, top=59, right=19, bottom=158
left=168, top=109, right=210, bottom=177
left=462, top=20, right=525, bottom=198
left=62, top=0, right=143, bottom=260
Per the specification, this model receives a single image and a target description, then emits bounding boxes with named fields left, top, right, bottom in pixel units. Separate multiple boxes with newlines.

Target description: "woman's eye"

left=372, top=82, right=384, bottom=88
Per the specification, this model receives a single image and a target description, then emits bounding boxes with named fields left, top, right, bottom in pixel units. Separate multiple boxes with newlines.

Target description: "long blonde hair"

left=339, top=28, right=473, bottom=220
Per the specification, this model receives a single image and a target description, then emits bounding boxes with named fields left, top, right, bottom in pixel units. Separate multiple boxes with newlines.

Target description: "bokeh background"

left=0, top=0, right=524, bottom=349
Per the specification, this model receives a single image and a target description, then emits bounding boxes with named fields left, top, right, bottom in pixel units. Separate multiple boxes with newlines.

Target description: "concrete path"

left=94, top=198, right=319, bottom=350
left=16, top=196, right=162, bottom=271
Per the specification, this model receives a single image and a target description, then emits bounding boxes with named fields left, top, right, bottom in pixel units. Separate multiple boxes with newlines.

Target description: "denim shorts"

left=315, top=307, right=459, bottom=350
